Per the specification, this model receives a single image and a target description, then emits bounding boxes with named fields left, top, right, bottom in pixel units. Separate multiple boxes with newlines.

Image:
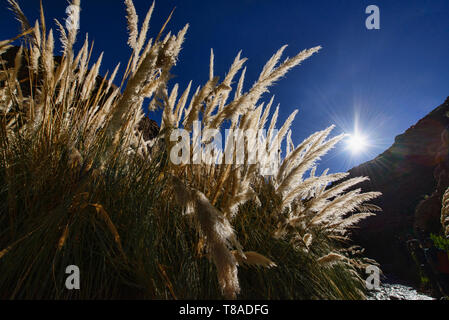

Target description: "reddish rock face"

left=348, top=97, right=449, bottom=284
left=138, top=116, right=159, bottom=142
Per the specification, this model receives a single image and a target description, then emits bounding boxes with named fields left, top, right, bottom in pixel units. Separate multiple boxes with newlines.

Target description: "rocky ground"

left=368, top=283, right=435, bottom=300
left=367, top=274, right=436, bottom=300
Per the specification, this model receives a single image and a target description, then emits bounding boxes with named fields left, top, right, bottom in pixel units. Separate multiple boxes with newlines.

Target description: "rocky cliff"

left=348, top=97, right=449, bottom=284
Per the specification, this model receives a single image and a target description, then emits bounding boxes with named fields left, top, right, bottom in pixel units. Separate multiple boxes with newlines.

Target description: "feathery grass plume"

left=135, top=2, right=154, bottom=54
left=442, top=188, right=449, bottom=237
left=209, top=48, right=214, bottom=81
left=234, top=67, right=246, bottom=100
left=317, top=252, right=345, bottom=266
left=208, top=47, right=319, bottom=131
left=172, top=177, right=240, bottom=299
left=276, top=128, right=343, bottom=193
left=125, top=0, right=139, bottom=49
left=129, top=1, right=155, bottom=74
left=280, top=172, right=348, bottom=212
left=66, top=0, right=80, bottom=50
left=174, top=81, right=192, bottom=125
left=43, top=29, right=55, bottom=84
left=7, top=0, right=31, bottom=33
left=105, top=4, right=189, bottom=149
left=303, top=233, right=313, bottom=248
left=309, top=189, right=381, bottom=227
left=54, top=19, right=69, bottom=53
left=232, top=251, right=277, bottom=268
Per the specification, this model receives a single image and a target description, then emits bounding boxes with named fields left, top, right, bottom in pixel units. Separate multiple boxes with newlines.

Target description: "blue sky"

left=1, top=0, right=449, bottom=173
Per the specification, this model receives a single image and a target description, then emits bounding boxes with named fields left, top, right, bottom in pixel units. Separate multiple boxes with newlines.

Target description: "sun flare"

left=347, top=133, right=367, bottom=153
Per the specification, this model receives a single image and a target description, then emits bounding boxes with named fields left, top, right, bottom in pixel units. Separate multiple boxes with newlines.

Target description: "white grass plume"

left=442, top=188, right=449, bottom=237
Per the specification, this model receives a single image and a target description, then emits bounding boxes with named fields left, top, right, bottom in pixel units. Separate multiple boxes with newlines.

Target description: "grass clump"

left=0, top=0, right=380, bottom=299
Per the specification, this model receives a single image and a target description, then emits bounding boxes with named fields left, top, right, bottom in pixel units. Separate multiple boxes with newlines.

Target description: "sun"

left=347, top=133, right=367, bottom=153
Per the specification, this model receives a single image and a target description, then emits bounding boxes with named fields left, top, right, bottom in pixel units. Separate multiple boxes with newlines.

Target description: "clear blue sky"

left=1, top=0, right=449, bottom=173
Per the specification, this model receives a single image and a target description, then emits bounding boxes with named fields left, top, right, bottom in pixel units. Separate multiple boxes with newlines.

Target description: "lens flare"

left=347, top=133, right=367, bottom=153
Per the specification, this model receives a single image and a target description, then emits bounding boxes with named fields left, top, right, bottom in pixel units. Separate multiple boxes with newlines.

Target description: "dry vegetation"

left=442, top=188, right=449, bottom=237
left=0, top=0, right=381, bottom=299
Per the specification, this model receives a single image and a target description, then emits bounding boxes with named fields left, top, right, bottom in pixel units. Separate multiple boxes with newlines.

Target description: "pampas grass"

left=0, top=0, right=381, bottom=299
left=442, top=188, right=449, bottom=237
